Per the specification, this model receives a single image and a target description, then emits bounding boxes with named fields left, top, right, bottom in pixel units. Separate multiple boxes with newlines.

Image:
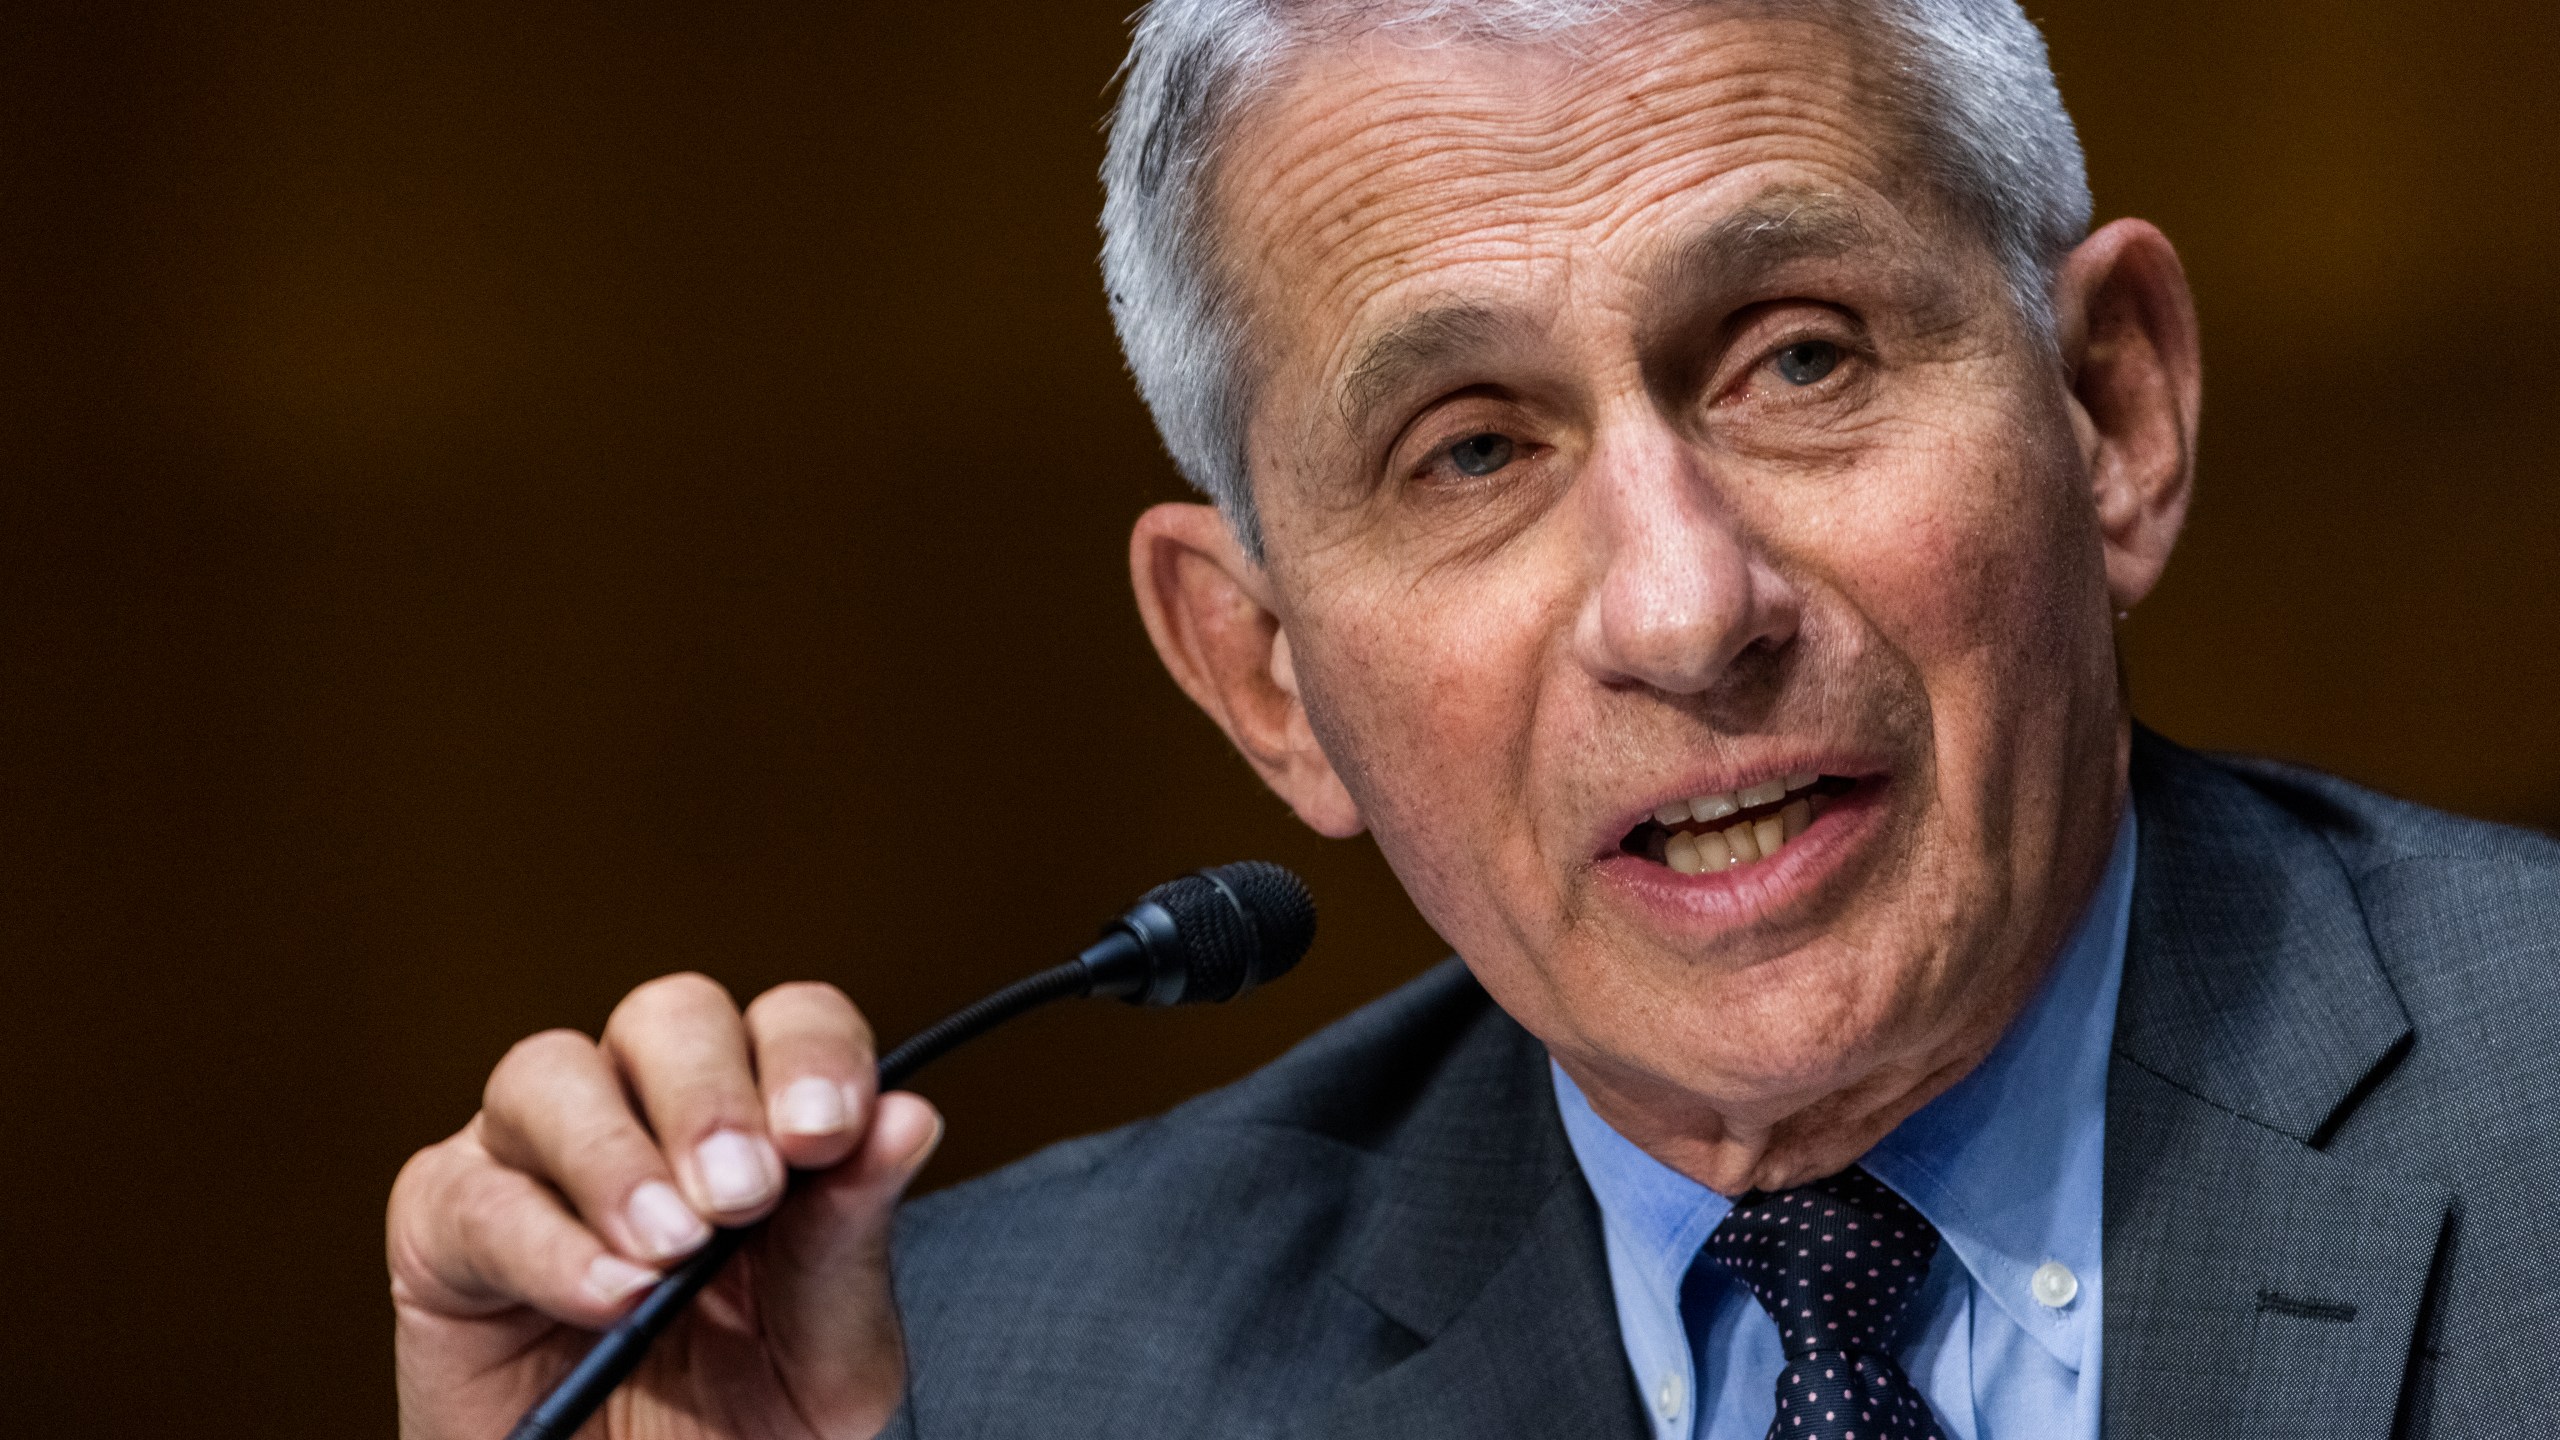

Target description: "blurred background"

left=2, top=0, right=2553, bottom=1432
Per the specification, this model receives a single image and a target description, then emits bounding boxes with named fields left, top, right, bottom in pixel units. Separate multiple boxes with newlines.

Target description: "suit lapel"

left=2106, top=731, right=2451, bottom=1440
left=2104, top=1061, right=2449, bottom=1440
left=1314, top=998, right=1649, bottom=1440
left=1321, top=1174, right=1651, bottom=1440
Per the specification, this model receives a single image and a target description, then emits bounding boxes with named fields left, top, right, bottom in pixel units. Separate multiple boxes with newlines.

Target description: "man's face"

left=1212, top=11, right=2140, bottom=1157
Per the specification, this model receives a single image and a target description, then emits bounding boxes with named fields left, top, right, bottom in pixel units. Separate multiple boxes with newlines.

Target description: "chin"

left=1548, top=954, right=1902, bottom=1103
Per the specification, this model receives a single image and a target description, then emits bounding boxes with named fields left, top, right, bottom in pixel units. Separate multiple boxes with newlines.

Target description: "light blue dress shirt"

left=1554, top=806, right=2137, bottom=1440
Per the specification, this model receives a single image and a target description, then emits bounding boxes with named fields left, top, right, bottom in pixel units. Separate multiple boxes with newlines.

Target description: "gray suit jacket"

left=887, top=731, right=2560, bottom=1438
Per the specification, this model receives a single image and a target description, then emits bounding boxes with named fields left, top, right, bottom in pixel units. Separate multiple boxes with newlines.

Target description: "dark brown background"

left=2, top=1, right=2553, bottom=1433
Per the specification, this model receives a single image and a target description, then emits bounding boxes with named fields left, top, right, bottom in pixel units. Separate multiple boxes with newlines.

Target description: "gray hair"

left=1099, top=0, right=2093, bottom=554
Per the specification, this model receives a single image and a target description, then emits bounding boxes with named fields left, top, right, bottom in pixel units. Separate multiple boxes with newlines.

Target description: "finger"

left=391, top=1127, right=662, bottom=1330
left=602, top=972, right=786, bottom=1224
left=743, top=981, right=878, bottom=1171
left=756, top=1091, right=945, bottom=1430
left=478, top=1029, right=714, bottom=1265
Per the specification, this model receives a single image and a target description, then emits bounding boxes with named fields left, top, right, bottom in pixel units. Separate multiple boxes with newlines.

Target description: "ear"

left=2052, top=218, right=2202, bottom=612
left=1128, top=503, right=1365, bottom=838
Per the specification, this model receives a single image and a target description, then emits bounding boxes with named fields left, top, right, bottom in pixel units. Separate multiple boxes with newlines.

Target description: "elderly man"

left=389, top=1, right=2559, bottom=1436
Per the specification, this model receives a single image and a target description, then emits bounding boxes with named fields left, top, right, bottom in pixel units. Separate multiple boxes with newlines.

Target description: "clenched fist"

left=388, top=973, right=942, bottom=1439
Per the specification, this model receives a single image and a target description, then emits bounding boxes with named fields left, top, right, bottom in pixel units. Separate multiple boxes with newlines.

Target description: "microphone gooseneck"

left=505, top=862, right=1316, bottom=1440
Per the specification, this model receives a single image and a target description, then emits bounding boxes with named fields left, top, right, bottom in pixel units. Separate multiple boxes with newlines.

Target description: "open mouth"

left=1621, top=772, right=1863, bottom=874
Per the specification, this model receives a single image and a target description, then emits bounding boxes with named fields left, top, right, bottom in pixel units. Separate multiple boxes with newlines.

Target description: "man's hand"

left=388, top=974, right=942, bottom=1440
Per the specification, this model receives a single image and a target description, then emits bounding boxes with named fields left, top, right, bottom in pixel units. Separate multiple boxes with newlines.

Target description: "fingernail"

left=626, top=1179, right=710, bottom=1260
left=695, top=1129, right=779, bottom=1211
left=774, top=1076, right=848, bottom=1136
left=583, top=1253, right=659, bottom=1306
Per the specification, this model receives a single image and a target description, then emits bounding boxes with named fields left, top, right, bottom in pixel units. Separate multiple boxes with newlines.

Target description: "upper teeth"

left=1656, top=773, right=1828, bottom=876
left=1654, top=772, right=1819, bottom=827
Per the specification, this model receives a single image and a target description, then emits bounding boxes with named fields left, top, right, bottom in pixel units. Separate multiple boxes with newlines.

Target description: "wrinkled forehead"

left=1211, top=6, right=1941, bottom=412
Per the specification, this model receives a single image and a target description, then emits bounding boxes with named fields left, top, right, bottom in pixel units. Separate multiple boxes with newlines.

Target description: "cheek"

left=1809, top=406, right=2109, bottom=897
left=1287, top=553, right=1573, bottom=903
left=1825, top=415, right=2093, bottom=695
left=1302, top=587, right=1538, bottom=822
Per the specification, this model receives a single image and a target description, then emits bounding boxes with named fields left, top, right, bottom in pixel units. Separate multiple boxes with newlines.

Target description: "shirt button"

left=2032, top=1260, right=2080, bottom=1308
left=1654, top=1371, right=1684, bottom=1421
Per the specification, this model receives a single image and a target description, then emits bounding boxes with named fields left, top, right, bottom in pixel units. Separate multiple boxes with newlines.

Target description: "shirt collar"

left=1554, top=803, right=2138, bottom=1374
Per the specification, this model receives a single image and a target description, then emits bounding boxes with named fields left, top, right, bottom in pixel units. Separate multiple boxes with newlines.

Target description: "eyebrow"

left=1335, top=301, right=1530, bottom=436
left=1327, top=190, right=1892, bottom=436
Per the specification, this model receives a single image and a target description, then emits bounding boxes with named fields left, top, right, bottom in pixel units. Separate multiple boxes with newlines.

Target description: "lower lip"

left=1594, top=780, right=1890, bottom=931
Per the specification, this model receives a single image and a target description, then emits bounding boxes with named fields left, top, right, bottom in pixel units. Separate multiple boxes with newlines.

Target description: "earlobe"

left=1128, top=504, right=1365, bottom=838
left=2055, top=218, right=2202, bottom=614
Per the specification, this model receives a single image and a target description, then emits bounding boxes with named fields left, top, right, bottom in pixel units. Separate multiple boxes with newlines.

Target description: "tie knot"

left=1701, top=1165, right=1939, bottom=1360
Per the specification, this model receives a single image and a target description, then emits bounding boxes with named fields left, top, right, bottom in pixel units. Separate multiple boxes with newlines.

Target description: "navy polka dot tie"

left=1702, top=1166, right=1947, bottom=1440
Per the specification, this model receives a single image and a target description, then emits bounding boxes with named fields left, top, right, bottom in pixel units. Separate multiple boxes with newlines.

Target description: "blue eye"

left=1448, top=432, right=1516, bottom=477
left=1773, top=340, right=1842, bottom=387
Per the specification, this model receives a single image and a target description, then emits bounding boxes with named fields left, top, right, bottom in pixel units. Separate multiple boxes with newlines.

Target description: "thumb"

left=752, top=1091, right=944, bottom=1428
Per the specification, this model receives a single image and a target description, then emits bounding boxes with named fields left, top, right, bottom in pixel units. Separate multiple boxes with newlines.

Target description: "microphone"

left=1072, top=857, right=1319, bottom=1004
left=506, top=862, right=1317, bottom=1440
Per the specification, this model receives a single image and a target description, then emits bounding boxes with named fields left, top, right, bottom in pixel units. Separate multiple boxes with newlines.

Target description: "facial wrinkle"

left=1337, top=300, right=1522, bottom=434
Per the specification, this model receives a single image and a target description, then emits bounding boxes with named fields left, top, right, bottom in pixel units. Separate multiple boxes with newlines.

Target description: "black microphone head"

left=1201, top=860, right=1317, bottom=991
left=1102, top=861, right=1316, bottom=1007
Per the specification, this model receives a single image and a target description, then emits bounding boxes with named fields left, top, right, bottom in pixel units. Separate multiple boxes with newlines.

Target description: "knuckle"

left=485, top=1028, right=593, bottom=1107
left=387, top=1139, right=456, bottom=1228
left=386, top=1158, right=477, bottom=1290
left=436, top=1164, right=499, bottom=1258
left=611, top=970, right=735, bottom=1033
left=751, top=978, right=845, bottom=1013
left=749, top=980, right=868, bottom=1038
left=450, top=1163, right=536, bottom=1259
left=747, top=978, right=885, bottom=1071
left=385, top=1225, right=447, bottom=1307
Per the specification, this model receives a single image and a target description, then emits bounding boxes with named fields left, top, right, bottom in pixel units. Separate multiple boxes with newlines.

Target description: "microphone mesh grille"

left=1209, top=861, right=1317, bottom=987
left=1145, top=873, right=1251, bottom=1003
left=1137, top=862, right=1316, bottom=1005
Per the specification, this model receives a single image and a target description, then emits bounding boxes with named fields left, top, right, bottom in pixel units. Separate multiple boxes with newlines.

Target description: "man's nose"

left=1569, top=424, right=1801, bottom=696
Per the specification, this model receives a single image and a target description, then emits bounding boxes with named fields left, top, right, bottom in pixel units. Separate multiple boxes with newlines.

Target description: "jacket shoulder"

left=885, top=960, right=1528, bottom=1438
left=2202, top=744, right=2560, bottom=878
left=2148, top=736, right=2560, bottom=1024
